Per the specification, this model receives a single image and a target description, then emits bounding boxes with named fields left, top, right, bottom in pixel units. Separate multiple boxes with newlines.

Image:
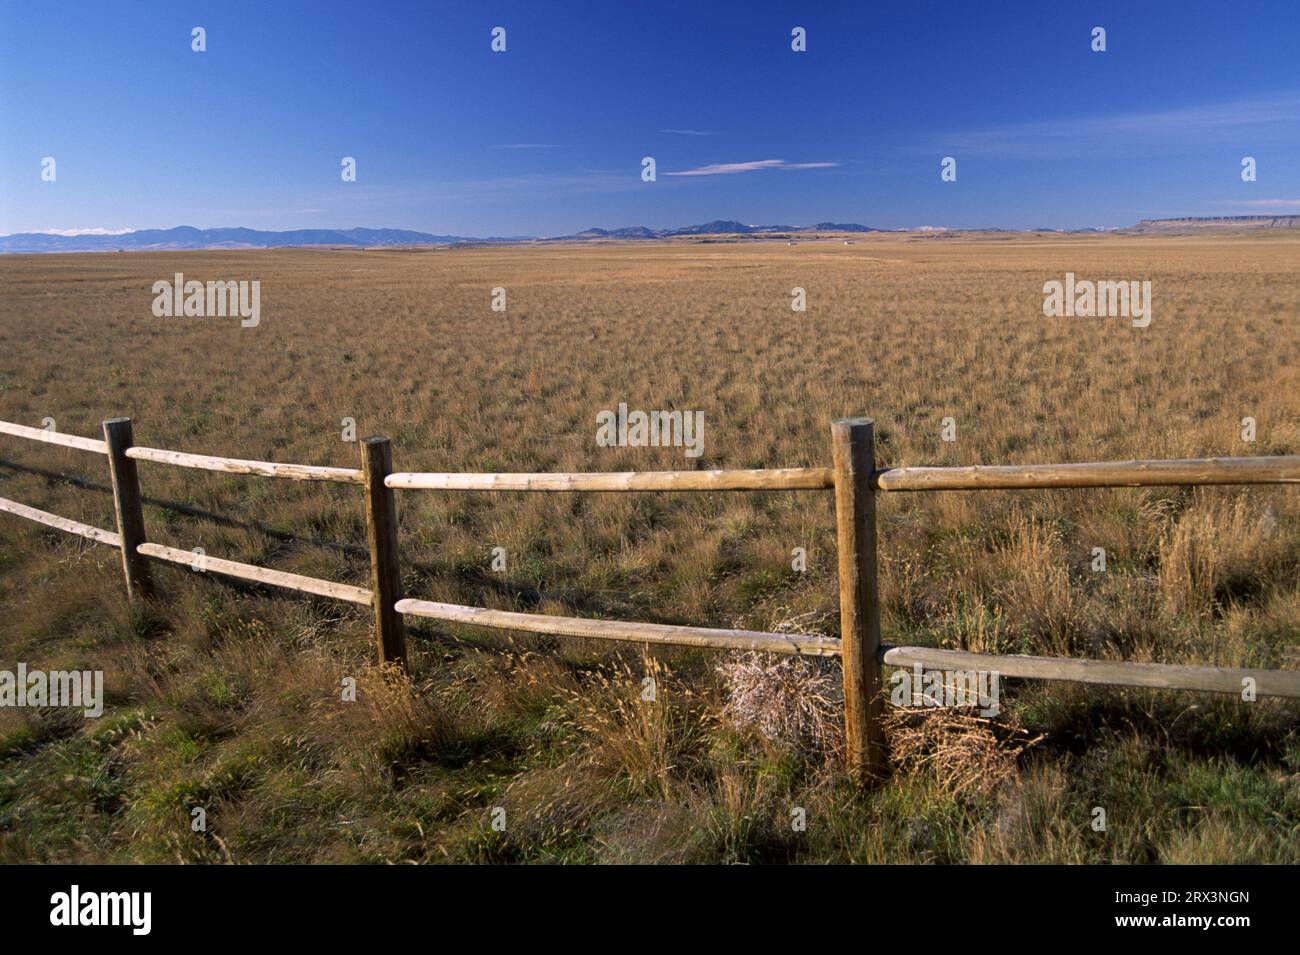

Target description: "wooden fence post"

left=361, top=436, right=408, bottom=669
left=102, top=417, right=153, bottom=602
left=831, top=417, right=887, bottom=782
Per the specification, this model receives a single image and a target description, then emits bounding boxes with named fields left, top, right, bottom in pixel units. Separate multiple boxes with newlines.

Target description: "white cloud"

left=36, top=227, right=134, bottom=236
left=663, top=159, right=838, bottom=177
left=1221, top=198, right=1300, bottom=209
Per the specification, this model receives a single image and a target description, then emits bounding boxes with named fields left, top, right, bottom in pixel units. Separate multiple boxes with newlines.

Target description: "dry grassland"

left=1, top=233, right=1298, bottom=862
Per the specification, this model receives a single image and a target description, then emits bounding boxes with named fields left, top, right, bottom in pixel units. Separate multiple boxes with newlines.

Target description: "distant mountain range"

left=0, top=221, right=883, bottom=253
left=3, top=216, right=1296, bottom=253
left=572, top=220, right=883, bottom=239
left=0, top=226, right=507, bottom=253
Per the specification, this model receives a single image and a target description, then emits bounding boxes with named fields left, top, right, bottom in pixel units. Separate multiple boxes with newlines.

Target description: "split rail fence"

left=4, top=415, right=1300, bottom=781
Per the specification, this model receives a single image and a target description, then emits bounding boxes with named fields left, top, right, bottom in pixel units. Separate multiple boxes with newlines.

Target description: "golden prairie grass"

left=1, top=233, right=1299, bottom=862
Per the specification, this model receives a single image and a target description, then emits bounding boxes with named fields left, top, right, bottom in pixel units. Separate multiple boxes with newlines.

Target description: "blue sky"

left=1, top=0, right=1297, bottom=235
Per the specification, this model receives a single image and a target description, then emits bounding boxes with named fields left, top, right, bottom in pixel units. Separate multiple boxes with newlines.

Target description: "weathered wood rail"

left=138, top=542, right=373, bottom=606
left=126, top=445, right=364, bottom=484
left=4, top=415, right=1300, bottom=783
left=385, top=467, right=834, bottom=492
left=875, top=456, right=1300, bottom=491
left=395, top=598, right=843, bottom=656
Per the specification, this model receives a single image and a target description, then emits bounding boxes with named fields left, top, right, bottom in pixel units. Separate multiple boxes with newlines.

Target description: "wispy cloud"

left=659, top=128, right=718, bottom=136
left=1220, top=198, right=1300, bottom=209
left=663, top=159, right=839, bottom=177
left=493, top=143, right=558, bottom=149
left=937, top=91, right=1300, bottom=158
left=36, top=227, right=133, bottom=236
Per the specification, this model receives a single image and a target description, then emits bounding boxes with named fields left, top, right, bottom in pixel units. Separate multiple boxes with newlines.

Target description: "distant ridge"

left=0, top=222, right=890, bottom=252
left=1132, top=215, right=1300, bottom=232
left=561, top=220, right=881, bottom=239
left=0, top=226, right=521, bottom=254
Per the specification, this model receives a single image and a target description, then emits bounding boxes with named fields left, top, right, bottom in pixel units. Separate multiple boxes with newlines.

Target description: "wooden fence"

left=4, top=415, right=1300, bottom=782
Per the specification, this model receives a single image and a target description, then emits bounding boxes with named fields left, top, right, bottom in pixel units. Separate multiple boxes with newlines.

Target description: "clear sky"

left=1, top=0, right=1297, bottom=236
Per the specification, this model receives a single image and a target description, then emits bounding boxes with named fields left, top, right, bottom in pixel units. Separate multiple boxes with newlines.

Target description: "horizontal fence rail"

left=0, top=419, right=108, bottom=455
left=138, top=542, right=373, bottom=606
left=386, top=467, right=834, bottom=492
left=880, top=646, right=1300, bottom=699
left=126, top=446, right=364, bottom=484
left=2, top=415, right=1299, bottom=785
left=875, top=455, right=1300, bottom=492
left=0, top=495, right=122, bottom=547
left=396, top=598, right=842, bottom=656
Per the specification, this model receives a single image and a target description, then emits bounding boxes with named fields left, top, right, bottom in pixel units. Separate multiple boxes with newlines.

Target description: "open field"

left=2, top=233, right=1300, bottom=863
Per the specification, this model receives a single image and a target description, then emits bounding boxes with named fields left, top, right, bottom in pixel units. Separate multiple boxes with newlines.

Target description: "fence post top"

left=102, top=418, right=135, bottom=442
left=832, top=416, right=874, bottom=429
left=361, top=435, right=390, bottom=446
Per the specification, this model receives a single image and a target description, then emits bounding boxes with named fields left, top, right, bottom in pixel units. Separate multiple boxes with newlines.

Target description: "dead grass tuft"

left=884, top=705, right=1043, bottom=799
left=715, top=651, right=843, bottom=757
